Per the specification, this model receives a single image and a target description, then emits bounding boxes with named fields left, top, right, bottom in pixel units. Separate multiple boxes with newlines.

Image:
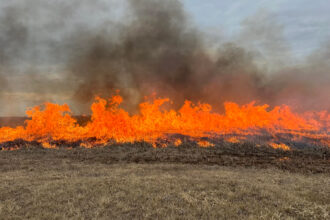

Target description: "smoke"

left=0, top=0, right=329, bottom=115
left=0, top=0, right=112, bottom=114
left=237, top=9, right=292, bottom=71
left=0, top=4, right=28, bottom=114
left=266, top=42, right=330, bottom=111
left=68, top=0, right=266, bottom=111
left=69, top=0, right=202, bottom=107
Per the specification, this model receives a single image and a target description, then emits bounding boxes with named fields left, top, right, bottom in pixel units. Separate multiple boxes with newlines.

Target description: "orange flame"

left=42, top=142, right=58, bottom=149
left=197, top=140, right=214, bottom=148
left=0, top=95, right=329, bottom=149
left=269, top=143, right=291, bottom=151
left=225, top=137, right=240, bottom=143
left=174, top=139, right=182, bottom=147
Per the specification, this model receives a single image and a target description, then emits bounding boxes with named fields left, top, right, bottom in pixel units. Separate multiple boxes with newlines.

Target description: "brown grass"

left=0, top=148, right=329, bottom=219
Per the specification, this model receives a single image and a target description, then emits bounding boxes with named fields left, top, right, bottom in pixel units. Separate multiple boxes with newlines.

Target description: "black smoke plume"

left=68, top=0, right=265, bottom=111
left=0, top=0, right=329, bottom=115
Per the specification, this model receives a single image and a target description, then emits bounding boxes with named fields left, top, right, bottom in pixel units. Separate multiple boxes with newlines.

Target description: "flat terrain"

left=1, top=143, right=329, bottom=173
left=0, top=147, right=329, bottom=219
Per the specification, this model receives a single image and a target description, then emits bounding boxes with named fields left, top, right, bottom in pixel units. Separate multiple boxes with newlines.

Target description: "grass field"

left=0, top=147, right=329, bottom=219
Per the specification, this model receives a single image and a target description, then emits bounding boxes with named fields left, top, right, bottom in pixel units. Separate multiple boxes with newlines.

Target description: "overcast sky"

left=183, top=0, right=330, bottom=58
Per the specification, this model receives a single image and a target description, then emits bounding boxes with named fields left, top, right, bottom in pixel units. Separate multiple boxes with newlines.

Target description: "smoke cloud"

left=0, top=0, right=329, bottom=115
left=67, top=0, right=266, bottom=112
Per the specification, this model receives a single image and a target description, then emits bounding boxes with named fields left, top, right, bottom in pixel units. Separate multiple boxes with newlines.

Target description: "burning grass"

left=0, top=95, right=329, bottom=150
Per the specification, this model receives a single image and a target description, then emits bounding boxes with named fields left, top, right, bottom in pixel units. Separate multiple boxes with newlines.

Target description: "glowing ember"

left=269, top=143, right=291, bottom=151
left=0, top=95, right=329, bottom=149
left=174, top=139, right=182, bottom=147
left=225, top=137, right=240, bottom=144
left=79, top=142, right=94, bottom=149
left=42, top=142, right=58, bottom=149
left=197, top=140, right=214, bottom=148
left=279, top=157, right=290, bottom=161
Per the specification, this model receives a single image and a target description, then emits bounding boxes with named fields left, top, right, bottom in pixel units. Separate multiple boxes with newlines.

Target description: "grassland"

left=0, top=146, right=329, bottom=219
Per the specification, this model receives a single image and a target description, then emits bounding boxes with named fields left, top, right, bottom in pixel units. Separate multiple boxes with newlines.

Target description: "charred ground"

left=1, top=141, right=329, bottom=174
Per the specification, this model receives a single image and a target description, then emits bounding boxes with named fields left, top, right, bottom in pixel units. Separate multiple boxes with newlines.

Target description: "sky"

left=183, top=0, right=330, bottom=58
left=0, top=0, right=330, bottom=116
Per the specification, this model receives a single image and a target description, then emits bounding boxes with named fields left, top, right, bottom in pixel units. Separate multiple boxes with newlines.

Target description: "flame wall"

left=0, top=95, right=328, bottom=149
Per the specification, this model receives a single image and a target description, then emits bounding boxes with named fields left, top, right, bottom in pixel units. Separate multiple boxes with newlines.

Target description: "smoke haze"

left=0, top=0, right=329, bottom=115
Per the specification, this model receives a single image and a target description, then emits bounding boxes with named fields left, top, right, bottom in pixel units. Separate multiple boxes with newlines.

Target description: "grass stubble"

left=0, top=145, right=329, bottom=219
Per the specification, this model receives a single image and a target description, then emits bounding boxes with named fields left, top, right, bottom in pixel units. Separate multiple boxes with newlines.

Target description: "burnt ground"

left=1, top=142, right=329, bottom=174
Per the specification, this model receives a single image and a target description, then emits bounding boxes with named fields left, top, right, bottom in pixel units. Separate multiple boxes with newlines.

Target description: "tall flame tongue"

left=0, top=95, right=329, bottom=150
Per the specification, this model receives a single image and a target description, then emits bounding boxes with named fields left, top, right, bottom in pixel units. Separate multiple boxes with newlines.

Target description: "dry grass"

left=0, top=150, right=329, bottom=219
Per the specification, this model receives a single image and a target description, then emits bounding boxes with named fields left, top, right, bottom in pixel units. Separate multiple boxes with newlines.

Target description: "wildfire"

left=269, top=143, right=291, bottom=151
left=0, top=95, right=329, bottom=150
left=197, top=140, right=215, bottom=148
left=174, top=139, right=182, bottom=147
left=225, top=137, right=241, bottom=144
left=42, top=142, right=58, bottom=149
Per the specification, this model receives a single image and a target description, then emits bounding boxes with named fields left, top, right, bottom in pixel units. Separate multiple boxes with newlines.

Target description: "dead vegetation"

left=0, top=146, right=329, bottom=219
left=0, top=155, right=329, bottom=219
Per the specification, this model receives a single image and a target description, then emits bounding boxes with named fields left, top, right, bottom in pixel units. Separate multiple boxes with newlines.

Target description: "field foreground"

left=0, top=146, right=329, bottom=219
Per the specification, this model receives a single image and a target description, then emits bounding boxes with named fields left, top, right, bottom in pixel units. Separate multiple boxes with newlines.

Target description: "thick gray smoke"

left=0, top=6, right=24, bottom=92
left=68, top=0, right=265, bottom=111
left=0, top=0, right=329, bottom=116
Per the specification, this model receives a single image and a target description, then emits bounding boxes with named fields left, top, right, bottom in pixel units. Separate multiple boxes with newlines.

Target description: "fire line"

left=0, top=95, right=329, bottom=150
